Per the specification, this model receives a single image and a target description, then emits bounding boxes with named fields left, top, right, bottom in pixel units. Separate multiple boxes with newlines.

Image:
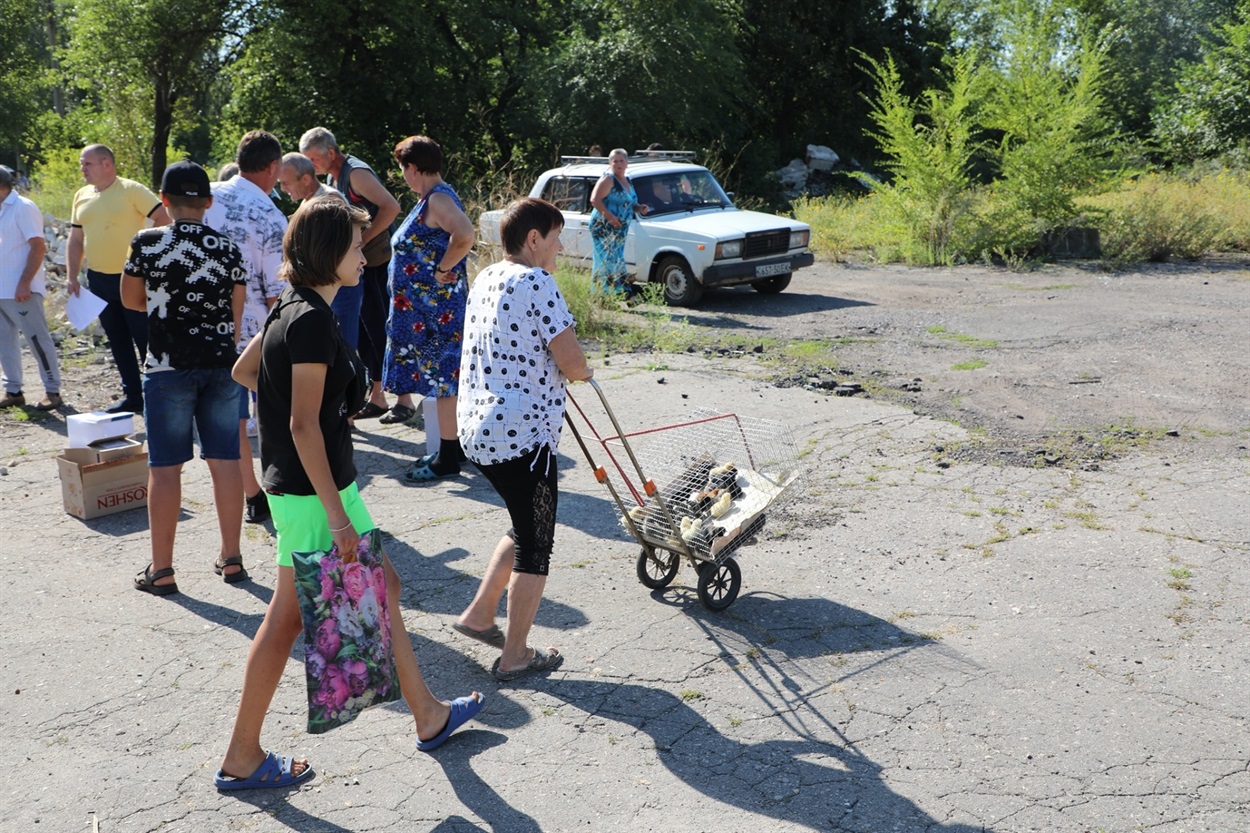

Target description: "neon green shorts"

left=268, top=482, right=374, bottom=567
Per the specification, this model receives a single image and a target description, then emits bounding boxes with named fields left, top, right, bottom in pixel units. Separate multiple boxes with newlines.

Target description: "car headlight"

left=789, top=230, right=810, bottom=249
left=715, top=240, right=743, bottom=259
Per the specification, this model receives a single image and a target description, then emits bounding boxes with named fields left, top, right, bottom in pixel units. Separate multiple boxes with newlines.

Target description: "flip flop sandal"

left=214, top=751, right=314, bottom=791
left=353, top=402, right=388, bottom=420
left=416, top=695, right=485, bottom=752
left=379, top=404, right=417, bottom=425
left=214, top=555, right=249, bottom=584
left=491, top=647, right=564, bottom=682
left=452, top=621, right=506, bottom=649
left=402, top=460, right=460, bottom=483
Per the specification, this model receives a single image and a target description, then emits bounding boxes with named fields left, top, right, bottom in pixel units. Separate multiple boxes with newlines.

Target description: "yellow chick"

left=681, top=517, right=703, bottom=542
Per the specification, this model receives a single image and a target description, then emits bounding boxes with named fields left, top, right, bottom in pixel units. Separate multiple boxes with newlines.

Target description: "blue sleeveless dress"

left=589, top=175, right=637, bottom=293
left=382, top=182, right=467, bottom=397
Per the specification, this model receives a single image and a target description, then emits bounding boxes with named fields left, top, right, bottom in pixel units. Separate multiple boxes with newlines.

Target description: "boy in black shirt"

left=122, top=161, right=249, bottom=596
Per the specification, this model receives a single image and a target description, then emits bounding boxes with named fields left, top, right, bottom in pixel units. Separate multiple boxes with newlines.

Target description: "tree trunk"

left=46, top=0, right=64, bottom=116
left=151, top=81, right=174, bottom=191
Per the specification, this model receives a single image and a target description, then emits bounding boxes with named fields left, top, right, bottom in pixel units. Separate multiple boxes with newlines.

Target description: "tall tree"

left=734, top=0, right=948, bottom=171
left=65, top=0, right=234, bottom=187
left=927, top=0, right=1240, bottom=145
left=541, top=0, right=745, bottom=155
left=980, top=0, right=1120, bottom=230
left=218, top=0, right=563, bottom=179
left=0, top=0, right=51, bottom=163
left=1154, top=1, right=1250, bottom=162
left=1070, top=0, right=1239, bottom=141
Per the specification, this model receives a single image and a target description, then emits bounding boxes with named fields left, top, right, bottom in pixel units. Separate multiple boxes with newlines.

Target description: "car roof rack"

left=558, top=150, right=698, bottom=167
left=631, top=150, right=697, bottom=162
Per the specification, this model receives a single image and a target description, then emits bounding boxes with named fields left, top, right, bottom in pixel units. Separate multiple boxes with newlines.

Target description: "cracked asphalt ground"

left=3, top=260, right=1248, bottom=832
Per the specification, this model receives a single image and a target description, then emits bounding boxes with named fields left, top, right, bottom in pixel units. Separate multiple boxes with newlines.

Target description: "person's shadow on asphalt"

left=543, top=678, right=992, bottom=833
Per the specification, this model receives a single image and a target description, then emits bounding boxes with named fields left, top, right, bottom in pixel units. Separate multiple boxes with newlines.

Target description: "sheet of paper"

left=65, top=287, right=109, bottom=332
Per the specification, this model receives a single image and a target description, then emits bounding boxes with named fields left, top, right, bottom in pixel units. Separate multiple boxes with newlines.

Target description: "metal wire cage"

left=596, top=407, right=804, bottom=561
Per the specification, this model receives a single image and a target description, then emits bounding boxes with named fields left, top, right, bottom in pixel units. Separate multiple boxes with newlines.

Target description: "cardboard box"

left=57, top=448, right=149, bottom=519
left=68, top=411, right=136, bottom=448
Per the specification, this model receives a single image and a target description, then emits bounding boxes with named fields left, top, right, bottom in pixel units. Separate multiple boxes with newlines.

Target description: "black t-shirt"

left=124, top=220, right=245, bottom=370
left=257, top=286, right=362, bottom=496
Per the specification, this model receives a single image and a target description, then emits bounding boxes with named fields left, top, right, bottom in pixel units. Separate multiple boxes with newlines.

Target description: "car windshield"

left=633, top=171, right=732, bottom=215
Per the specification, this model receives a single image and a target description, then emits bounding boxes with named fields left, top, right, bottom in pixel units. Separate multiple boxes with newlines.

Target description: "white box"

left=68, top=411, right=136, bottom=448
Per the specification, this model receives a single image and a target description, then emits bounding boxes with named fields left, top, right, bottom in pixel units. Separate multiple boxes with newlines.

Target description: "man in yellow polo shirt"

left=67, top=144, right=171, bottom=413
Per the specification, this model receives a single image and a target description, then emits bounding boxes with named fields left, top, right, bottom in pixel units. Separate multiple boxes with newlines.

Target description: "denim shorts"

left=237, top=381, right=251, bottom=420
left=142, top=368, right=242, bottom=466
left=268, top=482, right=373, bottom=567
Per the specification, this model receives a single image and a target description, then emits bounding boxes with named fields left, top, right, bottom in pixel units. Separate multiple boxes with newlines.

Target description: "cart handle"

left=567, top=377, right=656, bottom=498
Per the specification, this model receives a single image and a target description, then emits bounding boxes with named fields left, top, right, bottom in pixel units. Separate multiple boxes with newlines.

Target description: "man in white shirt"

left=205, top=130, right=288, bottom=524
left=0, top=165, right=63, bottom=410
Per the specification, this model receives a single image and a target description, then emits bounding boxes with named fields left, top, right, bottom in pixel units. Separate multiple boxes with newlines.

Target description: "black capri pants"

left=477, top=444, right=558, bottom=576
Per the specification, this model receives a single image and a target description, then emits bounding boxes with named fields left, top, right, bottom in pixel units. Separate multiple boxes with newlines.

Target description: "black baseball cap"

left=160, top=161, right=211, bottom=197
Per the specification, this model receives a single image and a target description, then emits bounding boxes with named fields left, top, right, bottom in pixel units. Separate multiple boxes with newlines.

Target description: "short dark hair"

left=236, top=131, right=282, bottom=173
left=279, top=196, right=371, bottom=287
left=165, top=194, right=211, bottom=210
left=500, top=197, right=565, bottom=256
left=393, top=135, right=442, bottom=174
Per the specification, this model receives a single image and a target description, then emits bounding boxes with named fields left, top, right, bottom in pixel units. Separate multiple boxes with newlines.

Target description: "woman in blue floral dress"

left=383, top=136, right=476, bottom=482
left=589, top=148, right=649, bottom=295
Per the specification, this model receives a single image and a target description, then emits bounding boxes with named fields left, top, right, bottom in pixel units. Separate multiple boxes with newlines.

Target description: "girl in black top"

left=215, top=196, right=482, bottom=791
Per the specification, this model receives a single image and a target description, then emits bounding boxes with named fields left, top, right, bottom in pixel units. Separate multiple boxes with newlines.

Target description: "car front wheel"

left=751, top=273, right=791, bottom=294
left=656, top=255, right=703, bottom=307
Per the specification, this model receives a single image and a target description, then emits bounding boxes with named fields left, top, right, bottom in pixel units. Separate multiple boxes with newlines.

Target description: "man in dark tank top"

left=298, top=127, right=401, bottom=420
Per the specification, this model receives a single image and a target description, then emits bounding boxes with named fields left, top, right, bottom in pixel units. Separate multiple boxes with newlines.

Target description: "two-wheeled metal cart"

left=565, top=379, right=803, bottom=611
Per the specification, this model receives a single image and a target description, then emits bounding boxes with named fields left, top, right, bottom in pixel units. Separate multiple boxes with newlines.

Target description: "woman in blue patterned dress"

left=383, top=136, right=476, bottom=482
left=589, top=148, right=650, bottom=296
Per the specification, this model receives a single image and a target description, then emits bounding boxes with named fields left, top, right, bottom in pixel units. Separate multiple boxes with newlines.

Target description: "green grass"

left=951, top=359, right=988, bottom=370
left=926, top=325, right=999, bottom=349
left=793, top=166, right=1250, bottom=266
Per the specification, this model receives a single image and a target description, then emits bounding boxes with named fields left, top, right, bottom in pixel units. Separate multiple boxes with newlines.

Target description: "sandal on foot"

left=379, top=403, right=416, bottom=425
left=492, top=647, right=563, bottom=682
left=416, top=695, right=485, bottom=752
left=134, top=565, right=178, bottom=596
left=353, top=401, right=388, bottom=420
left=214, top=555, right=249, bottom=584
left=402, top=460, right=460, bottom=483
left=452, top=621, right=506, bottom=650
left=215, top=751, right=313, bottom=791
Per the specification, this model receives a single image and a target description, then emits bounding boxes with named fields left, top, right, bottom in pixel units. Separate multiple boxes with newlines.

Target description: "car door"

left=540, top=176, right=595, bottom=264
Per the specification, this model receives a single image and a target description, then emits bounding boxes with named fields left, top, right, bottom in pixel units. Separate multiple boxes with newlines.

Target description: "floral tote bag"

left=292, top=529, right=402, bottom=734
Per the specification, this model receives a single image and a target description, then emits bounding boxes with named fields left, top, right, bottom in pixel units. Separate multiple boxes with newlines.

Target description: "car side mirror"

left=725, top=192, right=734, bottom=200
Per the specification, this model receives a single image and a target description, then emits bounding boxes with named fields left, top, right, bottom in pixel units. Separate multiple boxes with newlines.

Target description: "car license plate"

left=755, top=262, right=789, bottom=278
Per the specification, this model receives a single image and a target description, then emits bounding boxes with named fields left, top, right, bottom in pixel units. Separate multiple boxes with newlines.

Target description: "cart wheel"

left=637, top=547, right=680, bottom=589
left=696, top=559, right=742, bottom=611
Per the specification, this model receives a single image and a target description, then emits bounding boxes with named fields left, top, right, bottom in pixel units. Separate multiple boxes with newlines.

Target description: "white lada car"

left=478, top=152, right=814, bottom=307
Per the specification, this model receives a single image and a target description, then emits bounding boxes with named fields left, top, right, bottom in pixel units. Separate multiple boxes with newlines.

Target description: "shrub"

left=27, top=148, right=84, bottom=220
left=792, top=194, right=901, bottom=262
left=980, top=1, right=1121, bottom=235
left=1087, top=174, right=1228, bottom=264
left=856, top=50, right=982, bottom=266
